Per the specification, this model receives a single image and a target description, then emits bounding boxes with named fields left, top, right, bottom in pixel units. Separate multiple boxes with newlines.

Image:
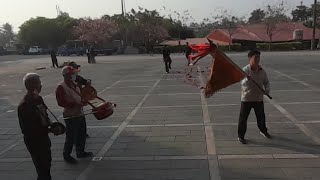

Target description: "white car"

left=28, top=46, right=42, bottom=54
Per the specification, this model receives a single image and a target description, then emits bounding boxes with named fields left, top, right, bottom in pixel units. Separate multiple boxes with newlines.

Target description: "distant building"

left=160, top=22, right=320, bottom=50
left=206, top=22, right=320, bottom=46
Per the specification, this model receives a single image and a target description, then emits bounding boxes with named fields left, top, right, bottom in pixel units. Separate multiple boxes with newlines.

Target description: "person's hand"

left=80, top=100, right=88, bottom=106
left=86, top=80, right=92, bottom=86
left=265, top=89, right=270, bottom=95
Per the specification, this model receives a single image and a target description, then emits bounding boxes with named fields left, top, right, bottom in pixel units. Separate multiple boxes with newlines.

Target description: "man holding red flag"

left=188, top=41, right=271, bottom=145
left=238, top=50, right=271, bottom=144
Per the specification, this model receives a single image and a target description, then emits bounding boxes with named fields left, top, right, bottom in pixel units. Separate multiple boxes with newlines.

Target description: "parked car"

left=94, top=48, right=117, bottom=55
left=41, top=48, right=51, bottom=55
left=0, top=47, right=7, bottom=56
left=28, top=46, right=42, bottom=55
left=57, top=47, right=85, bottom=56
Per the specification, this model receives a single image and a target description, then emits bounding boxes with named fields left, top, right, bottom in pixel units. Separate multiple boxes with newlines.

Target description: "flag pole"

left=207, top=39, right=272, bottom=99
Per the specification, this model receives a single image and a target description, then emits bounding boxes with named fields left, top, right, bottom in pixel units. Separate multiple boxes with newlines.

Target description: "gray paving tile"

left=143, top=94, right=201, bottom=107
left=282, top=168, right=320, bottom=180
left=85, top=160, right=210, bottom=180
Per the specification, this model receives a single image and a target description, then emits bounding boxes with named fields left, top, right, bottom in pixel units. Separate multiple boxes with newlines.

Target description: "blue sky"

left=0, top=0, right=314, bottom=32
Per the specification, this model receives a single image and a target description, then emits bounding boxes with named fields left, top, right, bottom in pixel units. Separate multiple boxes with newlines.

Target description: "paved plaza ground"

left=0, top=51, right=320, bottom=180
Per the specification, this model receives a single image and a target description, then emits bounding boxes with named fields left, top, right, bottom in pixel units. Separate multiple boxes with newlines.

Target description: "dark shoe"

left=260, top=132, right=271, bottom=139
left=238, top=137, right=247, bottom=144
left=64, top=155, right=77, bottom=164
left=77, top=152, right=93, bottom=158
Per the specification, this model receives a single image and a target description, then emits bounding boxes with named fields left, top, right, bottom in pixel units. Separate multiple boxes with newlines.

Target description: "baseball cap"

left=68, top=61, right=81, bottom=69
left=62, top=66, right=80, bottom=76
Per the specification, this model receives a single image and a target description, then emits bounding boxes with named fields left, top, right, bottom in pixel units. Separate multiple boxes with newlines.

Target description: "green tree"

left=263, top=2, right=291, bottom=50
left=18, top=14, right=77, bottom=47
left=291, top=3, right=311, bottom=22
left=19, top=17, right=58, bottom=47
left=303, top=2, right=320, bottom=28
left=216, top=10, right=244, bottom=50
left=56, top=14, right=78, bottom=42
left=0, top=23, right=14, bottom=46
left=190, top=19, right=219, bottom=38
left=248, top=9, right=266, bottom=24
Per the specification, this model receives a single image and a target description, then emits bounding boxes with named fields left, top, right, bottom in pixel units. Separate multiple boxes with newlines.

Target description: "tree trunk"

left=268, top=36, right=272, bottom=51
left=229, top=34, right=232, bottom=51
left=268, top=41, right=271, bottom=51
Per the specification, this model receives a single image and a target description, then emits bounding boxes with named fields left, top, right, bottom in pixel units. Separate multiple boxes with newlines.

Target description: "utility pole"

left=121, top=0, right=124, bottom=16
left=311, top=0, right=317, bottom=50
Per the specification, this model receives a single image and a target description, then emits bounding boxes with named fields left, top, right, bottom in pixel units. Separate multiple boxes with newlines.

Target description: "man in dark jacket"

left=162, top=45, right=172, bottom=73
left=50, top=48, right=59, bottom=68
left=86, top=48, right=90, bottom=63
left=89, top=47, right=96, bottom=64
left=18, top=73, right=54, bottom=180
left=185, top=42, right=192, bottom=66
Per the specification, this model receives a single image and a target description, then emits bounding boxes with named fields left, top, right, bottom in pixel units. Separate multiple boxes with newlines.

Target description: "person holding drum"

left=18, top=73, right=64, bottom=180
left=56, top=66, right=93, bottom=164
left=68, top=61, right=91, bottom=138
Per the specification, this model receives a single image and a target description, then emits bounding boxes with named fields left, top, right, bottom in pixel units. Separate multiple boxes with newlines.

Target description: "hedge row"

left=140, top=41, right=313, bottom=54
left=256, top=42, right=309, bottom=51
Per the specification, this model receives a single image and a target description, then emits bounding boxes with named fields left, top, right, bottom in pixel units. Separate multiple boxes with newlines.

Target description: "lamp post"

left=311, top=0, right=317, bottom=50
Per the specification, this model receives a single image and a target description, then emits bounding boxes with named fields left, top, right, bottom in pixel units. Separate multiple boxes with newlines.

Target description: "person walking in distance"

left=238, top=50, right=271, bottom=144
left=89, top=47, right=96, bottom=64
left=50, top=48, right=59, bottom=68
left=162, top=45, right=172, bottom=73
left=185, top=42, right=192, bottom=66
left=86, top=47, right=90, bottom=64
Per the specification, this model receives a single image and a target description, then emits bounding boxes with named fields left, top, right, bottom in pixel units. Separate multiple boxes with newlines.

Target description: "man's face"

left=249, top=55, right=260, bottom=69
left=35, top=79, right=42, bottom=94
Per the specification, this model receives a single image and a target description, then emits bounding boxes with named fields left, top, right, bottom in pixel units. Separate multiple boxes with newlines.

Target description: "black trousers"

left=86, top=54, right=90, bottom=63
left=24, top=136, right=52, bottom=180
left=238, top=101, right=268, bottom=139
left=90, top=55, right=96, bottom=64
left=63, top=116, right=87, bottom=157
left=165, top=61, right=172, bottom=72
left=51, top=57, right=58, bottom=68
left=186, top=54, right=191, bottom=65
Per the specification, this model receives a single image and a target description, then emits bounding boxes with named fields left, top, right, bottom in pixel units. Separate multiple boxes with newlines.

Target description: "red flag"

left=188, top=43, right=210, bottom=62
left=205, top=48, right=246, bottom=98
left=184, top=41, right=246, bottom=98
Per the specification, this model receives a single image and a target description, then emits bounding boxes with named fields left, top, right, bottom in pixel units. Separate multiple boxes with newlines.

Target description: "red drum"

left=93, top=102, right=115, bottom=120
left=70, top=82, right=117, bottom=121
left=81, top=85, right=97, bottom=101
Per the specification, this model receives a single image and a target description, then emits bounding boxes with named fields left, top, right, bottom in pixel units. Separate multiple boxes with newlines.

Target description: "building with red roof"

left=206, top=22, right=320, bottom=45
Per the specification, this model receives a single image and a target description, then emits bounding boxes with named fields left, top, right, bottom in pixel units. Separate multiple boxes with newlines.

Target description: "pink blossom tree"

left=73, top=18, right=118, bottom=44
